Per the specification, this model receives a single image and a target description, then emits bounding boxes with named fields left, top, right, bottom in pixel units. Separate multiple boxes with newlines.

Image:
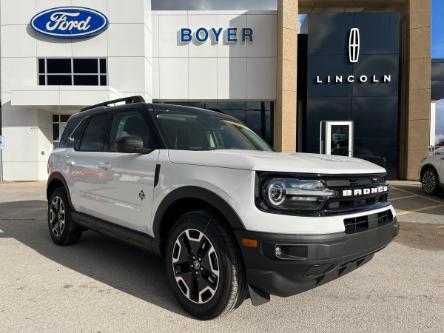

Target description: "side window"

left=108, top=111, right=153, bottom=151
left=78, top=114, right=111, bottom=151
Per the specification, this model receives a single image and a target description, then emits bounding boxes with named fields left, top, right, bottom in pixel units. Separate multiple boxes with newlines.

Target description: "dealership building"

left=0, top=0, right=436, bottom=180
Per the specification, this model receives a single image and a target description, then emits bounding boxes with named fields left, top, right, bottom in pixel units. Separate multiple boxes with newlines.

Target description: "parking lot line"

left=390, top=186, right=444, bottom=204
left=396, top=203, right=444, bottom=216
left=389, top=195, right=417, bottom=201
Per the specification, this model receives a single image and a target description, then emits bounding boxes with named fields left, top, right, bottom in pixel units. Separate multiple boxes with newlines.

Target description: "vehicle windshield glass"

left=154, top=108, right=272, bottom=151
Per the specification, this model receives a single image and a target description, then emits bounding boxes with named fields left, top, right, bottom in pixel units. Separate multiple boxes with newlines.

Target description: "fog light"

left=275, top=246, right=282, bottom=257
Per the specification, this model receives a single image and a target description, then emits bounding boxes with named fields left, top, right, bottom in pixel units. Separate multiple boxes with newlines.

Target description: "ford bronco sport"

left=47, top=96, right=399, bottom=319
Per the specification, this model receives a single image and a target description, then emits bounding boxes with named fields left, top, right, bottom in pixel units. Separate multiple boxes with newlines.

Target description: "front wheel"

left=48, top=187, right=82, bottom=245
left=421, top=167, right=441, bottom=195
left=165, top=210, right=246, bottom=320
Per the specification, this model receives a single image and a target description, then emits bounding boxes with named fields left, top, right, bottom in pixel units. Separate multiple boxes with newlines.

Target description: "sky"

left=432, top=0, right=444, bottom=58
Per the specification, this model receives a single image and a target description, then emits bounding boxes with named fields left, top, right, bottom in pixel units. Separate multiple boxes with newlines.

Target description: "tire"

left=421, top=167, right=441, bottom=195
left=48, top=187, right=82, bottom=245
left=165, top=210, right=246, bottom=320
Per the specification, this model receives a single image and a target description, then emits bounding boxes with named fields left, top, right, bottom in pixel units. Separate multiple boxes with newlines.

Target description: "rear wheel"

left=421, top=167, right=441, bottom=195
left=165, top=210, right=246, bottom=320
left=48, top=187, right=82, bottom=245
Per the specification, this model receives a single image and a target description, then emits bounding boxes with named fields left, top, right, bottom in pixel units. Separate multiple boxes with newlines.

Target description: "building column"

left=403, top=0, right=431, bottom=179
left=274, top=0, right=298, bottom=152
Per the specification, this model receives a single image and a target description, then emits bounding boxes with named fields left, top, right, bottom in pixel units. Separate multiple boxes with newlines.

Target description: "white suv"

left=420, top=146, right=444, bottom=195
left=47, top=96, right=399, bottom=319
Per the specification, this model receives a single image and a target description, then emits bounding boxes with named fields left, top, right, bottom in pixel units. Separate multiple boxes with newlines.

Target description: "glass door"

left=321, top=121, right=353, bottom=157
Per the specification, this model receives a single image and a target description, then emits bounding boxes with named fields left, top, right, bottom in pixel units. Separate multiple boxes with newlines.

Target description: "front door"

left=97, top=109, right=159, bottom=233
left=321, top=121, right=353, bottom=157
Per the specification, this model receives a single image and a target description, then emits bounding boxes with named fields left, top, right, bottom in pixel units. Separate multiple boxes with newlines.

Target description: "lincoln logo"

left=348, top=28, right=360, bottom=63
left=314, top=27, right=393, bottom=85
left=342, top=186, right=388, bottom=197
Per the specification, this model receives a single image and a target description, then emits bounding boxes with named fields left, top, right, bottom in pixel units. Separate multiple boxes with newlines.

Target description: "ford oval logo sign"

left=30, top=6, right=109, bottom=38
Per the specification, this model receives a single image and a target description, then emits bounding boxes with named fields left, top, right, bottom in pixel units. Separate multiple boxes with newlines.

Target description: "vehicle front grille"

left=319, top=174, right=389, bottom=215
left=344, top=209, right=393, bottom=234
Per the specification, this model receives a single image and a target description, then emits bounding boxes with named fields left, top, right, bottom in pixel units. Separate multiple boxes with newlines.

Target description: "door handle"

left=97, top=162, right=112, bottom=170
left=65, top=160, right=75, bottom=166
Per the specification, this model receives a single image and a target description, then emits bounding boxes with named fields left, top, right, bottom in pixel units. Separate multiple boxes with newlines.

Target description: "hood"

left=167, top=149, right=386, bottom=175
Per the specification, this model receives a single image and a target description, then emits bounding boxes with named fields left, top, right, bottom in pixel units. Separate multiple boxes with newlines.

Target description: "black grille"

left=344, top=209, right=393, bottom=234
left=320, top=174, right=388, bottom=215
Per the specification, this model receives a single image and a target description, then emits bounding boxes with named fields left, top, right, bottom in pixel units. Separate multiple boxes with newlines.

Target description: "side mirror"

left=116, top=136, right=146, bottom=153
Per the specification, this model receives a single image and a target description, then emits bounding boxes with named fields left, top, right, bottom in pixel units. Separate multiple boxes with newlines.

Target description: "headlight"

left=261, top=178, right=335, bottom=212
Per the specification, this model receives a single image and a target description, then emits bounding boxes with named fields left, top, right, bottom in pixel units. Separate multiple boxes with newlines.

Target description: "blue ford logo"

left=30, top=6, right=109, bottom=38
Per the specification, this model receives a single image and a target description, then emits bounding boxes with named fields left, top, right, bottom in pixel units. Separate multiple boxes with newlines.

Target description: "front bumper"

left=234, top=218, right=399, bottom=297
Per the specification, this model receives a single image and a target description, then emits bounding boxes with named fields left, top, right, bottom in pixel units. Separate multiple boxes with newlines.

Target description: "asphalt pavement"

left=0, top=181, right=443, bottom=332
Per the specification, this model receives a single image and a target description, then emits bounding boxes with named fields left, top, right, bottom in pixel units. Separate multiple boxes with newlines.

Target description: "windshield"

left=154, top=108, right=272, bottom=151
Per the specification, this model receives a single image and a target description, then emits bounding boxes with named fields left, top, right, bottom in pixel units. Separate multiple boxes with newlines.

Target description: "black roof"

left=73, top=96, right=238, bottom=122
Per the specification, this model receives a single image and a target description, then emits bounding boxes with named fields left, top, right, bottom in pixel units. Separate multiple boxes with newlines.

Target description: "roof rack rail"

left=80, top=95, right=145, bottom=112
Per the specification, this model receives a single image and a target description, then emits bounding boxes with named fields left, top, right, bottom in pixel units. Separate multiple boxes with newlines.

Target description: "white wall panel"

left=246, top=57, right=276, bottom=99
left=246, top=14, right=277, bottom=58
left=159, top=58, right=188, bottom=99
left=107, top=0, right=145, bottom=24
left=1, top=0, right=36, bottom=25
left=217, top=57, right=246, bottom=99
left=37, top=36, right=72, bottom=57
left=108, top=57, right=146, bottom=93
left=189, top=58, right=217, bottom=99
left=108, top=24, right=145, bottom=57
left=152, top=57, right=160, bottom=99
left=1, top=25, right=36, bottom=58
left=152, top=15, right=159, bottom=57
left=158, top=14, right=188, bottom=57
left=1, top=58, right=37, bottom=92
left=72, top=31, right=108, bottom=57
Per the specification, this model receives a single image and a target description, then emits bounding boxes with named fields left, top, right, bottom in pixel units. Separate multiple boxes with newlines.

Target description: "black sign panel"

left=299, top=12, right=400, bottom=179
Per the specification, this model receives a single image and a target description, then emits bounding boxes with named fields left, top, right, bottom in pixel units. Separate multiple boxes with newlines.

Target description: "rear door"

left=95, top=108, right=159, bottom=233
left=69, top=112, right=113, bottom=218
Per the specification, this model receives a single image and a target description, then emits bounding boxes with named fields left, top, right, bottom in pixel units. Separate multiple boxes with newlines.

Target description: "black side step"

left=72, top=211, right=160, bottom=255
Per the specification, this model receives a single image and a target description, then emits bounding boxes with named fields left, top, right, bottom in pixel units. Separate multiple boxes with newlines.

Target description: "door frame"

left=320, top=121, right=354, bottom=157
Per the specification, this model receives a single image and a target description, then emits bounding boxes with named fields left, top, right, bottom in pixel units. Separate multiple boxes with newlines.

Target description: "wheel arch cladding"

left=421, top=164, right=439, bottom=179
left=47, top=173, right=73, bottom=207
left=153, top=186, right=246, bottom=253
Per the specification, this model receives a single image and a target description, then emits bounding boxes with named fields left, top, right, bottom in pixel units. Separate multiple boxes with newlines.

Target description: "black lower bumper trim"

left=234, top=218, right=399, bottom=297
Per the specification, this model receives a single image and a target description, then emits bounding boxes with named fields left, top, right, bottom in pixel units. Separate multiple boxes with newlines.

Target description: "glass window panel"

left=100, top=59, right=107, bottom=73
left=109, top=111, right=153, bottom=151
left=73, top=59, right=98, bottom=73
left=47, top=59, right=71, bottom=73
left=73, top=75, right=99, bottom=85
left=435, top=101, right=444, bottom=146
left=52, top=123, right=60, bottom=141
left=246, top=110, right=262, bottom=136
left=100, top=75, right=107, bottom=86
left=38, top=59, right=45, bottom=73
left=52, top=115, right=59, bottom=122
left=47, top=75, right=72, bottom=85
left=38, top=75, right=45, bottom=85
left=218, top=101, right=247, bottom=123
left=79, top=114, right=111, bottom=151
left=61, top=115, right=71, bottom=122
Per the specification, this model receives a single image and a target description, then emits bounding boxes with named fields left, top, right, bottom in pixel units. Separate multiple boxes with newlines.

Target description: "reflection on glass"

left=330, top=125, right=349, bottom=156
left=155, top=100, right=274, bottom=146
left=435, top=100, right=444, bottom=147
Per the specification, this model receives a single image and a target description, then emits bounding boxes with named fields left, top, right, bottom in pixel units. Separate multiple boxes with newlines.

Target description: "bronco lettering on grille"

left=342, top=186, right=388, bottom=197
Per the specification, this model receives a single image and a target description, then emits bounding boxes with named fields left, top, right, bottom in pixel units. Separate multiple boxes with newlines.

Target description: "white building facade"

left=0, top=0, right=277, bottom=180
